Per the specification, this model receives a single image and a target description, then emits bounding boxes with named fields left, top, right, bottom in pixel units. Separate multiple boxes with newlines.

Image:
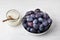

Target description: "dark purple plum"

left=26, top=16, right=33, bottom=21
left=27, top=22, right=33, bottom=27
left=42, top=21, right=48, bottom=27
left=35, top=8, right=41, bottom=13
left=30, top=28, right=37, bottom=33
left=38, top=18, right=43, bottom=23
left=47, top=18, right=52, bottom=24
left=33, top=19, right=38, bottom=24
left=33, top=24, right=39, bottom=30
left=43, top=13, right=50, bottom=19
left=26, top=11, right=34, bottom=15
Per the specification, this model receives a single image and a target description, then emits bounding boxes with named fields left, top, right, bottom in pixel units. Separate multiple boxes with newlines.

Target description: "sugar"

left=7, top=9, right=20, bottom=19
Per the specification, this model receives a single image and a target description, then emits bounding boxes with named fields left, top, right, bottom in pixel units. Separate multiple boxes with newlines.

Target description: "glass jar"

left=6, top=9, right=21, bottom=26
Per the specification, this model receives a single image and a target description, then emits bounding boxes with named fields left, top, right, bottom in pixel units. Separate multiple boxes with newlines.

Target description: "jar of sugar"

left=3, top=9, right=22, bottom=26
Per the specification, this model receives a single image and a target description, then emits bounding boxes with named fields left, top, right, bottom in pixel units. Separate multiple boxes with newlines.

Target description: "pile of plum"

left=22, top=9, right=52, bottom=34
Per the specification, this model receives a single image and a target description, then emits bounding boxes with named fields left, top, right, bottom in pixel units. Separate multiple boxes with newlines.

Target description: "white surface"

left=0, top=0, right=60, bottom=40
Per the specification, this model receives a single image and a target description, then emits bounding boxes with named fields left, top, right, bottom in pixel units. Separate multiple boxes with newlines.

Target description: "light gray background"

left=0, top=0, right=60, bottom=40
